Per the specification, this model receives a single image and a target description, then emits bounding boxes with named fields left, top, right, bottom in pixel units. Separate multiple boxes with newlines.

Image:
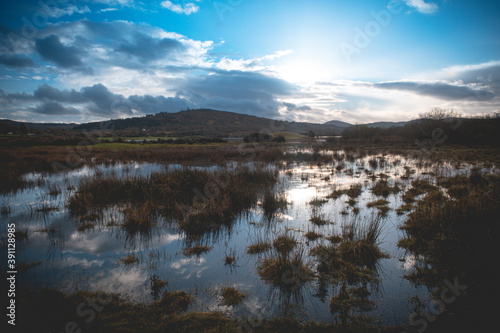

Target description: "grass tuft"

left=220, top=287, right=247, bottom=306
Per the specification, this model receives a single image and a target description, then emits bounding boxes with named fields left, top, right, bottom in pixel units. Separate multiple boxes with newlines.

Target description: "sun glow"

left=278, top=59, right=333, bottom=84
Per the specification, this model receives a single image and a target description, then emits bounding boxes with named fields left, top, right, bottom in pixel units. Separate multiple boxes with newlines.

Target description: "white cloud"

left=216, top=50, right=292, bottom=71
left=403, top=0, right=439, bottom=14
left=161, top=1, right=200, bottom=15
left=41, top=3, right=91, bottom=17
left=99, top=8, right=119, bottom=13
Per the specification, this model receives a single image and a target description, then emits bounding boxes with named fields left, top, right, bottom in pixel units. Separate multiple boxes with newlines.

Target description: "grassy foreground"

left=13, top=288, right=405, bottom=333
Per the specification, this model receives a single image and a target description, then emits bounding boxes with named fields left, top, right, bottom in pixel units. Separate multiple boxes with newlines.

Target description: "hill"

left=0, top=119, right=75, bottom=132
left=323, top=120, right=352, bottom=128
left=73, top=109, right=345, bottom=136
left=363, top=121, right=411, bottom=128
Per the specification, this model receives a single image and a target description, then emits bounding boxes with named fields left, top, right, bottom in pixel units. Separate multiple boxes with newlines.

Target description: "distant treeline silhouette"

left=341, top=109, right=500, bottom=146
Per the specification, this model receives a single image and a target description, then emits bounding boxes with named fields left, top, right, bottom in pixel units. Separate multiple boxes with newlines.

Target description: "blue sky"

left=0, top=0, right=499, bottom=124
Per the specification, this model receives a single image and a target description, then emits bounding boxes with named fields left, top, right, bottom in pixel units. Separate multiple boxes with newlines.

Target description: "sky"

left=0, top=0, right=499, bottom=124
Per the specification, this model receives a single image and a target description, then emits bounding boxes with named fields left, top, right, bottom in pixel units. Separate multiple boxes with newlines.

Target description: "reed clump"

left=69, top=166, right=278, bottom=237
left=220, top=287, right=247, bottom=306
left=261, top=191, right=288, bottom=218
left=257, top=233, right=314, bottom=287
left=371, top=180, right=400, bottom=197
left=183, top=245, right=212, bottom=257
left=247, top=240, right=272, bottom=254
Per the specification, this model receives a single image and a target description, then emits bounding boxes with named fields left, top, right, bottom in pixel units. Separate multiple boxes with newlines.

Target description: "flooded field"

left=1, top=149, right=499, bottom=330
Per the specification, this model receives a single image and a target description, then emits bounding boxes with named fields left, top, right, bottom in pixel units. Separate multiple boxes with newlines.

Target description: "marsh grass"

left=367, top=199, right=391, bottom=216
left=15, top=288, right=244, bottom=332
left=77, top=222, right=95, bottom=232
left=308, top=197, right=329, bottom=207
left=402, top=179, right=437, bottom=204
left=273, top=234, right=298, bottom=255
left=396, top=202, right=414, bottom=215
left=69, top=166, right=277, bottom=237
left=327, top=189, right=345, bottom=200
left=257, top=250, right=315, bottom=287
left=327, top=184, right=363, bottom=202
left=224, top=255, right=236, bottom=265
left=398, top=174, right=500, bottom=332
left=257, top=233, right=314, bottom=287
left=261, top=190, right=288, bottom=218
left=120, top=254, right=140, bottom=265
left=304, top=230, right=323, bottom=242
left=220, top=286, right=247, bottom=306
left=14, top=229, right=29, bottom=241
left=345, top=185, right=363, bottom=199
left=309, top=216, right=387, bottom=327
left=366, top=199, right=389, bottom=208
left=309, top=212, right=331, bottom=226
left=150, top=274, right=168, bottom=301
left=47, top=183, right=62, bottom=197
left=371, top=180, right=400, bottom=197
left=326, top=235, right=343, bottom=244
left=122, top=202, right=156, bottom=234
left=313, top=217, right=388, bottom=273
left=1, top=203, right=10, bottom=216
left=36, top=203, right=58, bottom=214
left=329, top=286, right=375, bottom=315
left=183, top=245, right=212, bottom=257
left=247, top=236, right=272, bottom=254
left=224, top=248, right=237, bottom=265
left=345, top=198, right=357, bottom=207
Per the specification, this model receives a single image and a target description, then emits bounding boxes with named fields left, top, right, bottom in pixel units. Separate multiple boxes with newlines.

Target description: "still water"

left=1, top=153, right=495, bottom=326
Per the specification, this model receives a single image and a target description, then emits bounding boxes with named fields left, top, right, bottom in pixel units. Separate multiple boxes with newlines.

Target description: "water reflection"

left=1, top=152, right=497, bottom=326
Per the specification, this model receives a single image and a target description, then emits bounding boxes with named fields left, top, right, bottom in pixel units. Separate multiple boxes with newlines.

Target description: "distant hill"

left=323, top=120, right=352, bottom=128
left=0, top=110, right=425, bottom=137
left=324, top=119, right=414, bottom=129
left=363, top=121, right=411, bottom=129
left=73, top=109, right=346, bottom=136
left=0, top=119, right=75, bottom=131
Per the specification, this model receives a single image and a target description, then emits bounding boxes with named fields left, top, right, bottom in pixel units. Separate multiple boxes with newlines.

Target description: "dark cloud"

left=1, top=83, right=194, bottom=118
left=0, top=54, right=35, bottom=67
left=197, top=96, right=280, bottom=118
left=32, top=101, right=80, bottom=115
left=35, top=35, right=83, bottom=68
left=34, top=84, right=86, bottom=103
left=115, top=32, right=185, bottom=62
left=374, top=81, right=495, bottom=101
left=0, top=90, right=35, bottom=104
left=451, top=63, right=500, bottom=86
left=179, top=70, right=296, bottom=117
left=283, top=102, right=312, bottom=111
left=81, top=84, right=121, bottom=113
left=128, top=95, right=192, bottom=114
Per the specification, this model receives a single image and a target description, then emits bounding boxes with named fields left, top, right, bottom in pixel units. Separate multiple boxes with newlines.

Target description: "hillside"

left=73, top=109, right=345, bottom=136
left=323, top=120, right=352, bottom=128
left=0, top=119, right=75, bottom=131
left=1, top=109, right=441, bottom=138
